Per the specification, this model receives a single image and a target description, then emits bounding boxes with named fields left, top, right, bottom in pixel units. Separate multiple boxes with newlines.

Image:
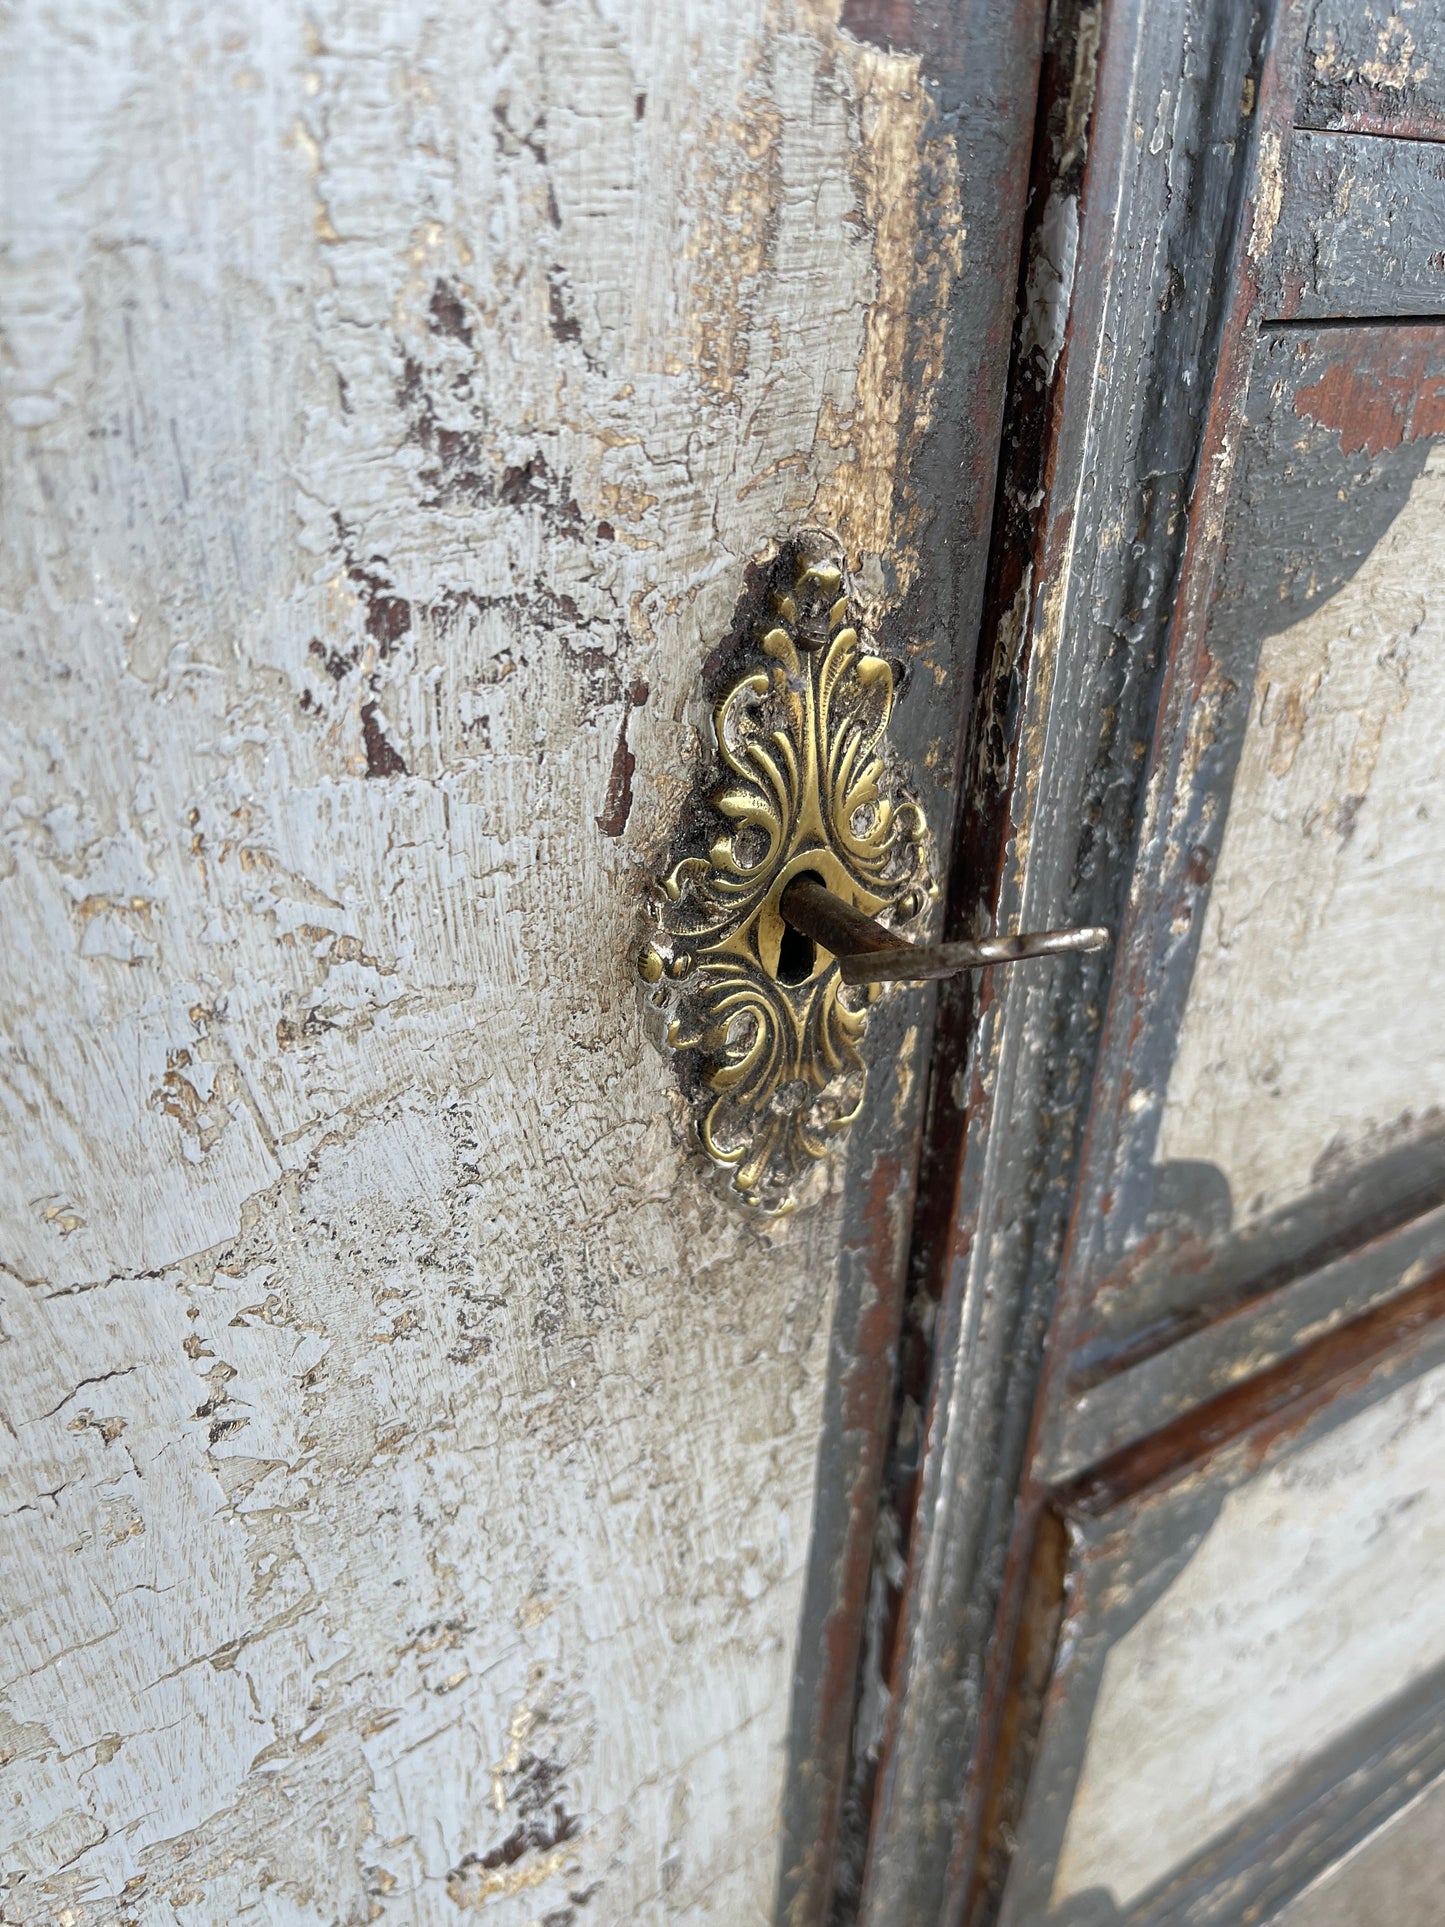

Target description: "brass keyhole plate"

left=639, top=545, right=935, bottom=1213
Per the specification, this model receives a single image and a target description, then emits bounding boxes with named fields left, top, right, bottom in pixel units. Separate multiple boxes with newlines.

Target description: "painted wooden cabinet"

left=858, top=4, right=1445, bottom=1924
left=3, top=2, right=1443, bottom=1924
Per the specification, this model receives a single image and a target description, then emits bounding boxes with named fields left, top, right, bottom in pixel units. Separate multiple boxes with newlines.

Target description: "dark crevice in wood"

left=1268, top=311, right=1445, bottom=329
left=962, top=1509, right=1070, bottom=1927
left=1293, top=121, right=1445, bottom=145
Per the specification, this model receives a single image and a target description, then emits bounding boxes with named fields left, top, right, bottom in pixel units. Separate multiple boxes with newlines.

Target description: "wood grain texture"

left=0, top=3, right=970, bottom=1921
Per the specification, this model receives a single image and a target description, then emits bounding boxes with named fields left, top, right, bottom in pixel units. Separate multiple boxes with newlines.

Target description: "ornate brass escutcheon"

left=638, top=546, right=936, bottom=1213
left=639, top=544, right=1108, bottom=1214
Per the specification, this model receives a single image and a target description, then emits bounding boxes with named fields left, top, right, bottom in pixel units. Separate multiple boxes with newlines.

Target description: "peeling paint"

left=1248, top=129, right=1284, bottom=261
left=0, top=0, right=959, bottom=1918
left=1295, top=337, right=1445, bottom=456
left=812, top=44, right=962, bottom=572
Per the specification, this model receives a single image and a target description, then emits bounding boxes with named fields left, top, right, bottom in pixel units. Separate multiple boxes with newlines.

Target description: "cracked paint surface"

left=0, top=0, right=958, bottom=1920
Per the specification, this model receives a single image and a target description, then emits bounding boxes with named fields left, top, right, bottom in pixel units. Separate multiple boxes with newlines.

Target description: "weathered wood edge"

left=1297, top=0, right=1445, bottom=140
left=1265, top=129, right=1445, bottom=320
left=996, top=1315, right=1445, bottom=1926
left=850, top=1, right=1285, bottom=1920
left=1049, top=1202, right=1445, bottom=1481
left=774, top=5, right=1051, bottom=1920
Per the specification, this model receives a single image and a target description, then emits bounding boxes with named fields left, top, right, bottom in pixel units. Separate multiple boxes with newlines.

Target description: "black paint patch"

left=546, top=268, right=583, bottom=347
left=445, top=1739, right=582, bottom=1905
left=365, top=593, right=411, bottom=647
left=361, top=702, right=408, bottom=778
left=428, top=278, right=474, bottom=344
left=330, top=515, right=413, bottom=655
left=308, top=637, right=352, bottom=682
left=513, top=1752, right=566, bottom=1816
left=497, top=452, right=584, bottom=533
left=396, top=354, right=491, bottom=506
left=422, top=581, right=629, bottom=731
left=596, top=678, right=649, bottom=838
left=473, top=1801, right=579, bottom=1871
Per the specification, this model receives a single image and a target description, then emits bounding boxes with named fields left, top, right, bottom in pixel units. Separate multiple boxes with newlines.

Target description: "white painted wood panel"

left=1051, top=1359, right=1445, bottom=1912
left=1158, top=449, right=1445, bottom=1224
left=0, top=3, right=960, bottom=1919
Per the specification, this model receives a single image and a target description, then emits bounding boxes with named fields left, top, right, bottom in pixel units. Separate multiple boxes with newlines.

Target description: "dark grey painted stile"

left=772, top=7, right=1054, bottom=1922
left=852, top=0, right=1277, bottom=1918
left=1268, top=133, right=1445, bottom=319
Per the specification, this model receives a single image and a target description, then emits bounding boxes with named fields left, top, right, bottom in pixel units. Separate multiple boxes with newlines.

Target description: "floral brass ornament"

left=639, top=550, right=936, bottom=1213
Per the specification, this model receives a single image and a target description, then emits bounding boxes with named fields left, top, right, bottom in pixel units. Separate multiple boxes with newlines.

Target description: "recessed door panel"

left=1075, top=323, right=1445, bottom=1381
left=1001, top=1342, right=1445, bottom=1925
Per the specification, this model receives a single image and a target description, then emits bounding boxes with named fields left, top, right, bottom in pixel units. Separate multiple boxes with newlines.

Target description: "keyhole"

left=776, top=871, right=823, bottom=984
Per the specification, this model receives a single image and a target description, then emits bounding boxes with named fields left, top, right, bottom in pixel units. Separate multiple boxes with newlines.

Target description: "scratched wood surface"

left=0, top=4, right=978, bottom=1922
left=1298, top=0, right=1445, bottom=136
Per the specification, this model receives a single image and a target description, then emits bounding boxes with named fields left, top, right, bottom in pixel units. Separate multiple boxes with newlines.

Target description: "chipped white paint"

left=1158, top=448, right=1445, bottom=1224
left=0, top=2, right=956, bottom=1920
left=1019, top=192, right=1078, bottom=383
left=1052, top=1360, right=1445, bottom=1911
left=1249, top=129, right=1285, bottom=264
